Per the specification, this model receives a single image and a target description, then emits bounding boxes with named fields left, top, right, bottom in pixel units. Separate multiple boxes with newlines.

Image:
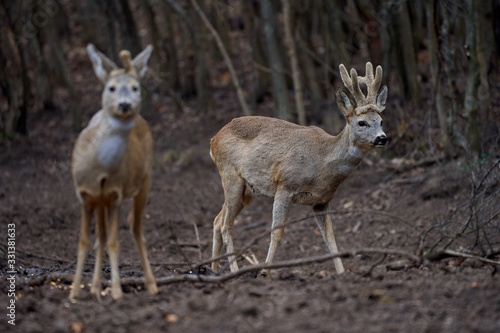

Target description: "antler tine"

left=349, top=68, right=367, bottom=106
left=119, top=50, right=137, bottom=77
left=339, top=64, right=352, bottom=89
left=364, top=62, right=374, bottom=84
left=366, top=63, right=383, bottom=102
left=339, top=64, right=367, bottom=106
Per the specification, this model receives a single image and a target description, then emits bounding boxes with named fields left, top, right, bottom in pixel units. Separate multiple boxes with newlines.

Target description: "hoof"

left=258, top=269, right=270, bottom=278
left=147, top=282, right=158, bottom=295
left=111, top=287, right=123, bottom=300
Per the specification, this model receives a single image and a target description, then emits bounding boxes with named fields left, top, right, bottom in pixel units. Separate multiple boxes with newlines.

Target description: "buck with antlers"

left=69, top=44, right=157, bottom=300
left=210, top=62, right=388, bottom=275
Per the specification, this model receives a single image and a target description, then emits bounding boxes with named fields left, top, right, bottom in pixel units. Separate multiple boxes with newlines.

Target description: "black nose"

left=119, top=102, right=131, bottom=112
left=374, top=135, right=388, bottom=146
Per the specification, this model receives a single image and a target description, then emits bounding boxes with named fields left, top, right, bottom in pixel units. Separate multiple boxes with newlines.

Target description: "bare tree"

left=281, top=0, right=306, bottom=125
left=260, top=0, right=292, bottom=121
left=190, top=0, right=251, bottom=116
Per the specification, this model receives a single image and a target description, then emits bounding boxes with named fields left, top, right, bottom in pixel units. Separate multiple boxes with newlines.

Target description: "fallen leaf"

left=165, top=314, right=179, bottom=324
left=71, top=322, right=85, bottom=333
left=343, top=201, right=354, bottom=209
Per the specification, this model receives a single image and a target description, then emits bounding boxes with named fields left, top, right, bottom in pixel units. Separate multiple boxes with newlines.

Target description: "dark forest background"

left=0, top=0, right=499, bottom=158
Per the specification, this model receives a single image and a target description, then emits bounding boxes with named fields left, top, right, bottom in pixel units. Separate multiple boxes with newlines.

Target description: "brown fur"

left=210, top=63, right=389, bottom=276
left=69, top=44, right=156, bottom=300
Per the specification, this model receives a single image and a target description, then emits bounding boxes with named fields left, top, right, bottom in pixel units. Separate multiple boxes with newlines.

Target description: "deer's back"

left=211, top=116, right=337, bottom=199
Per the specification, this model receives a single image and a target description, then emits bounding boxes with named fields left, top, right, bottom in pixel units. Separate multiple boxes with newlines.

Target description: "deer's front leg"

left=263, top=192, right=291, bottom=276
left=313, top=203, right=345, bottom=274
left=107, top=201, right=123, bottom=299
left=70, top=204, right=93, bottom=300
left=129, top=179, right=158, bottom=295
left=91, top=207, right=106, bottom=299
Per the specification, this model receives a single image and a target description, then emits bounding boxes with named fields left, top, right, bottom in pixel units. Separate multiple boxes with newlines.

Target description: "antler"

left=339, top=62, right=383, bottom=107
left=119, top=50, right=136, bottom=77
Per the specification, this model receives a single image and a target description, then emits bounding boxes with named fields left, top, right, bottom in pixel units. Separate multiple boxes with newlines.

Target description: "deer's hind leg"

left=128, top=178, right=158, bottom=295
left=220, top=176, right=245, bottom=272
left=211, top=204, right=226, bottom=272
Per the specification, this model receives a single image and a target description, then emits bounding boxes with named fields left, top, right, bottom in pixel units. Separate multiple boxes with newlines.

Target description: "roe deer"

left=69, top=44, right=157, bottom=300
left=210, top=62, right=388, bottom=275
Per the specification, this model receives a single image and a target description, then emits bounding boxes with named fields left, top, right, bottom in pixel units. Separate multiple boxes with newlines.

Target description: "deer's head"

left=336, top=62, right=388, bottom=151
left=87, top=44, right=153, bottom=121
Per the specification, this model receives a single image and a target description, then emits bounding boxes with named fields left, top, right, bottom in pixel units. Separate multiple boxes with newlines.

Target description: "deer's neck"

left=96, top=112, right=136, bottom=168
left=326, top=126, right=366, bottom=176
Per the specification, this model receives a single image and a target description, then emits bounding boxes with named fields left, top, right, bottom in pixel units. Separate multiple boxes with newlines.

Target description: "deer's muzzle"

left=374, top=135, right=388, bottom=146
left=118, top=102, right=132, bottom=113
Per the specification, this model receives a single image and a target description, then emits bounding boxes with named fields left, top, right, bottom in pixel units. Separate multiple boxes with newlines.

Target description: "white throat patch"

left=98, top=135, right=127, bottom=168
left=97, top=116, right=135, bottom=168
left=348, top=146, right=364, bottom=160
left=107, top=116, right=136, bottom=131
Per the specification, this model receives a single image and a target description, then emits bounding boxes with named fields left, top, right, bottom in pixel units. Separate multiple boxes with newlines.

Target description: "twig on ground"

left=242, top=253, right=259, bottom=265
left=192, top=222, right=203, bottom=261
left=0, top=242, right=72, bottom=264
left=425, top=249, right=500, bottom=266
left=362, top=253, right=388, bottom=277
left=33, top=248, right=420, bottom=289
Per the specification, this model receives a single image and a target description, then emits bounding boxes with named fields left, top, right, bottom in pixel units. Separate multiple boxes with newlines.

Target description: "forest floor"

left=1, top=79, right=500, bottom=332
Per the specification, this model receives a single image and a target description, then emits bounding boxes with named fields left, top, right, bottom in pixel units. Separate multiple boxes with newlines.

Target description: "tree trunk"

left=45, top=17, right=81, bottom=130
left=209, top=0, right=232, bottom=59
left=190, top=0, right=250, bottom=116
left=395, top=1, right=419, bottom=106
left=162, top=0, right=195, bottom=100
left=464, top=0, right=482, bottom=154
left=94, top=0, right=119, bottom=61
left=242, top=0, right=270, bottom=108
left=260, top=0, right=291, bottom=121
left=424, top=0, right=454, bottom=156
left=475, top=0, right=497, bottom=149
left=328, top=0, right=350, bottom=68
left=117, top=0, right=142, bottom=55
left=188, top=0, right=214, bottom=114
left=282, top=0, right=306, bottom=125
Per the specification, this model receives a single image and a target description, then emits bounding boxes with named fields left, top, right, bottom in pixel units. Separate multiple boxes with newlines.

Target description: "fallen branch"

left=122, top=247, right=421, bottom=286
left=425, top=249, right=500, bottom=266
left=0, top=242, right=72, bottom=265
left=32, top=248, right=420, bottom=289
left=218, top=208, right=413, bottom=271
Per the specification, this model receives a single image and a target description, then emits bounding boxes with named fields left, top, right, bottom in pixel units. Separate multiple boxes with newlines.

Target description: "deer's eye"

left=380, top=120, right=383, bottom=126
left=358, top=121, right=367, bottom=127
left=132, top=86, right=139, bottom=92
left=108, top=86, right=116, bottom=92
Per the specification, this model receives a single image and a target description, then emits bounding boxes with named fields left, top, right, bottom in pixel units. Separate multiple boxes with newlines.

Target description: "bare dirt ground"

left=1, top=86, right=500, bottom=332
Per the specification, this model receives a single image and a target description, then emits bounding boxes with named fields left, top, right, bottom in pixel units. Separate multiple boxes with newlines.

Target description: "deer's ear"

left=87, top=44, right=118, bottom=84
left=336, top=89, right=354, bottom=117
left=132, top=45, right=153, bottom=79
left=377, top=85, right=388, bottom=112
